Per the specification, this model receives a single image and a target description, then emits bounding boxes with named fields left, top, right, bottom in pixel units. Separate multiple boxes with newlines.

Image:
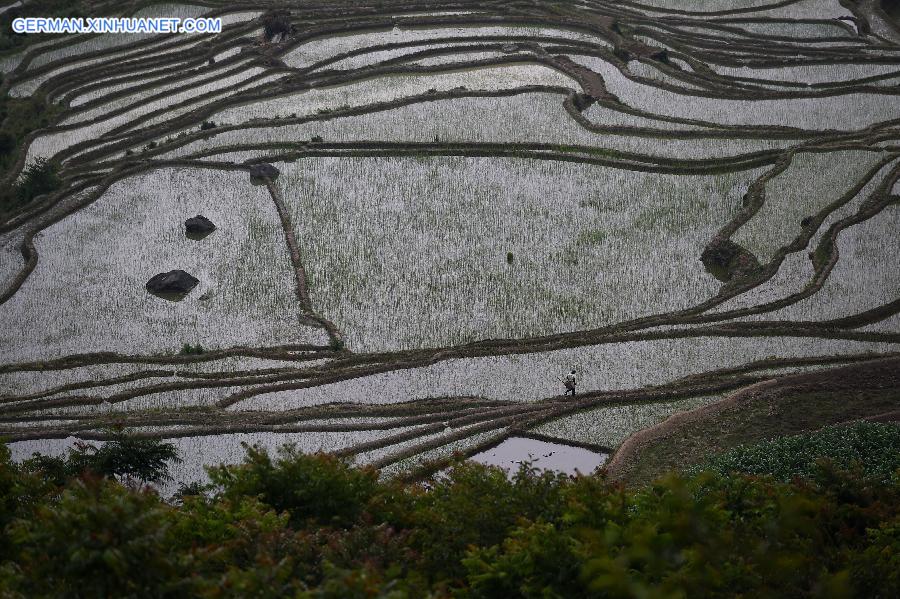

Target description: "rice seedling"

left=283, top=25, right=610, bottom=69
left=171, top=92, right=783, bottom=162
left=630, top=0, right=792, bottom=11
left=573, top=55, right=900, bottom=131
left=714, top=63, right=900, bottom=86
left=24, top=3, right=212, bottom=71
left=276, top=156, right=758, bottom=351
left=415, top=51, right=509, bottom=66
left=761, top=0, right=856, bottom=21
left=378, top=428, right=508, bottom=478
left=712, top=157, right=898, bottom=314
left=211, top=64, right=578, bottom=125
left=745, top=205, right=900, bottom=322
left=0, top=168, right=327, bottom=363
left=229, top=336, right=896, bottom=411
left=327, top=42, right=487, bottom=70
left=732, top=149, right=884, bottom=262
left=532, top=395, right=723, bottom=448
left=63, top=58, right=259, bottom=125
left=709, top=21, right=856, bottom=39
left=22, top=69, right=279, bottom=170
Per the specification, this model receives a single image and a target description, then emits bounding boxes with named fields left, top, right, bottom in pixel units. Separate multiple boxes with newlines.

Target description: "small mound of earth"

left=146, top=270, right=199, bottom=301
left=185, top=215, right=216, bottom=240
left=701, top=237, right=761, bottom=283
left=249, top=163, right=280, bottom=185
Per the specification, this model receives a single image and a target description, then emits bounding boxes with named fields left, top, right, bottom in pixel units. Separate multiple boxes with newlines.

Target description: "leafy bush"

left=0, top=132, right=14, bottom=156
left=23, top=431, right=180, bottom=484
left=180, top=342, right=205, bottom=355
left=849, top=514, right=900, bottom=598
left=0, top=431, right=898, bottom=596
left=262, top=11, right=292, bottom=42
left=208, top=443, right=380, bottom=527
left=697, top=421, right=900, bottom=484
left=391, top=461, right=569, bottom=581
left=88, top=432, right=181, bottom=484
left=5, top=478, right=180, bottom=598
left=12, top=157, right=61, bottom=207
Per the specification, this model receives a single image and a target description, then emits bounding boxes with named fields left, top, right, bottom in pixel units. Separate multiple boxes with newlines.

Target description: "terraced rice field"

left=0, top=0, right=898, bottom=488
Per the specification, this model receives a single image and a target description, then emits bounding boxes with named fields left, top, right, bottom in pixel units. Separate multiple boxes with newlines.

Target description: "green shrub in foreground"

left=208, top=443, right=381, bottom=528
left=23, top=430, right=179, bottom=485
left=1, top=430, right=899, bottom=597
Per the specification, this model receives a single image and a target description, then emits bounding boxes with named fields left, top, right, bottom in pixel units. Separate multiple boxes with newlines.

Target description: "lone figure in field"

left=564, top=369, right=577, bottom=396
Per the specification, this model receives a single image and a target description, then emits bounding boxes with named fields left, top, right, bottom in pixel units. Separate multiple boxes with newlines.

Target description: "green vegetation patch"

left=620, top=384, right=900, bottom=486
left=0, top=94, right=64, bottom=218
left=1, top=156, right=61, bottom=219
left=697, top=421, right=900, bottom=484
left=2, top=435, right=899, bottom=597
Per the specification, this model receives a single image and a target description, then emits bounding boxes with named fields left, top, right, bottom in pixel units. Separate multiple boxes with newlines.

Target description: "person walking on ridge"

left=564, top=368, right=577, bottom=396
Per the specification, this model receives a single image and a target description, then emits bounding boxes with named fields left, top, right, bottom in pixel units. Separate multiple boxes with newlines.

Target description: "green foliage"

left=462, top=520, right=582, bottom=598
left=389, top=461, right=570, bottom=581
left=0, top=94, right=63, bottom=198
left=208, top=443, right=380, bottom=527
left=16, top=157, right=61, bottom=202
left=23, top=431, right=180, bottom=484
left=0, top=131, right=14, bottom=156
left=180, top=342, right=206, bottom=355
left=261, top=11, right=292, bottom=42
left=6, top=478, right=180, bottom=598
left=1, top=157, right=61, bottom=217
left=849, top=514, right=900, bottom=598
left=697, top=421, right=900, bottom=484
left=0, top=445, right=56, bottom=562
left=0, top=434, right=898, bottom=596
left=89, top=432, right=181, bottom=483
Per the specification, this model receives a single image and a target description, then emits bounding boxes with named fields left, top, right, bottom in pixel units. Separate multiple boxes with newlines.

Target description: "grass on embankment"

left=606, top=356, right=900, bottom=486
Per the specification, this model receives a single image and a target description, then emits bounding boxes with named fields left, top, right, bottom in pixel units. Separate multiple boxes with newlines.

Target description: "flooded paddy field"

left=1, top=0, right=898, bottom=490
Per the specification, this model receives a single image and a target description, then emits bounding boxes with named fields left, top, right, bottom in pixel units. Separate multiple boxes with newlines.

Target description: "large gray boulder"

left=249, top=163, right=280, bottom=184
left=185, top=215, right=216, bottom=239
left=146, top=270, right=199, bottom=300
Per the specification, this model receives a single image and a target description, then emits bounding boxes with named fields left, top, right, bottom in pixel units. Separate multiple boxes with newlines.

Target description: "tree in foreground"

left=0, top=423, right=897, bottom=597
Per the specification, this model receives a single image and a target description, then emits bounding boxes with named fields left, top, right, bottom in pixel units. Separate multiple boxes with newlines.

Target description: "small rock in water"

left=185, top=215, right=216, bottom=239
left=146, top=270, right=199, bottom=301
